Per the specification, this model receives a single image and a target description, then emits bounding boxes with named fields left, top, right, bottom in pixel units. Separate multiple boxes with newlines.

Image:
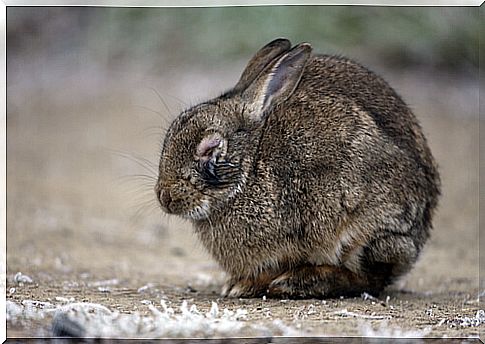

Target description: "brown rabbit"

left=155, top=38, right=441, bottom=299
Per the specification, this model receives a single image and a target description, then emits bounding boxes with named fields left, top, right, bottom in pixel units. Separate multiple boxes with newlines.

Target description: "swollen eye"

left=197, top=137, right=221, bottom=160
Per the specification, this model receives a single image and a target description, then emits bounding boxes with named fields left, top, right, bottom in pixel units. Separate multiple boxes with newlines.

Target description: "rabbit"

left=155, top=38, right=441, bottom=299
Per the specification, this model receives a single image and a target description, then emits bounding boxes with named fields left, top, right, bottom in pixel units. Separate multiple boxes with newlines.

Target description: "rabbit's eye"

left=194, top=134, right=228, bottom=186
left=199, top=159, right=220, bottom=186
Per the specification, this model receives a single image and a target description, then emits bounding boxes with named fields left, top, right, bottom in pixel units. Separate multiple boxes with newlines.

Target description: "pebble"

left=14, top=272, right=33, bottom=284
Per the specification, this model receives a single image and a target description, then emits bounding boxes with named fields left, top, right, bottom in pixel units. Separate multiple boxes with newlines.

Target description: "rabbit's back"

left=259, top=54, right=439, bottom=205
left=297, top=55, right=437, bottom=178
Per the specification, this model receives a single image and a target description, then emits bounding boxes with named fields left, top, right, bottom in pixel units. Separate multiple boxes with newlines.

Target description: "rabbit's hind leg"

left=267, top=264, right=389, bottom=299
left=359, top=232, right=419, bottom=286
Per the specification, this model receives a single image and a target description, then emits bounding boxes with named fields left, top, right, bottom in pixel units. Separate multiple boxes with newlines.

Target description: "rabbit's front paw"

left=221, top=275, right=272, bottom=298
left=222, top=280, right=250, bottom=298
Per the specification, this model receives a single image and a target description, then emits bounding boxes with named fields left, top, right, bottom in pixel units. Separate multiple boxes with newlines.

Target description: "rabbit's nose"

left=159, top=188, right=173, bottom=212
left=155, top=183, right=172, bottom=211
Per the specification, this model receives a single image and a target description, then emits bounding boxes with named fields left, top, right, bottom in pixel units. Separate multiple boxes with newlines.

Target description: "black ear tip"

left=265, top=38, right=292, bottom=50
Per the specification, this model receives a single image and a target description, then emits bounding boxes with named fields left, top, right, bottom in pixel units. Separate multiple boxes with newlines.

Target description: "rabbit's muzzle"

left=155, top=183, right=172, bottom=213
left=155, top=180, right=210, bottom=220
left=155, top=180, right=178, bottom=214
left=158, top=188, right=173, bottom=213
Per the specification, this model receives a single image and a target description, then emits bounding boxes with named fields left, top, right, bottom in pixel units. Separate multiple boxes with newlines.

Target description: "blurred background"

left=6, top=7, right=480, bottom=295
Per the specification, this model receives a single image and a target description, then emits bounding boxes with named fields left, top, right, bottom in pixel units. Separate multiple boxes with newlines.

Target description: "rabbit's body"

left=156, top=39, right=440, bottom=298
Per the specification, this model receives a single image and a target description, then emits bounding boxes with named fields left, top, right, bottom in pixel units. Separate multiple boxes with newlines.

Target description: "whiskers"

left=105, top=88, right=192, bottom=232
left=148, top=86, right=187, bottom=114
left=134, top=103, right=171, bottom=125
left=109, top=149, right=159, bottom=175
left=133, top=87, right=187, bottom=136
left=108, top=149, right=161, bottom=224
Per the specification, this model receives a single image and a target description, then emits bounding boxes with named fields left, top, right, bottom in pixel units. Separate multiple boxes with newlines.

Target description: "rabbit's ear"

left=242, top=43, right=312, bottom=121
left=233, top=38, right=292, bottom=93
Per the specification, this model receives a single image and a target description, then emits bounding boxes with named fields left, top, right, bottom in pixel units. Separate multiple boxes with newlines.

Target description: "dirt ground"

left=5, top=62, right=482, bottom=339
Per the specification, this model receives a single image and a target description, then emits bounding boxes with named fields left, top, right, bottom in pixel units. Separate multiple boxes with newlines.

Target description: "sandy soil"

left=6, top=64, right=482, bottom=339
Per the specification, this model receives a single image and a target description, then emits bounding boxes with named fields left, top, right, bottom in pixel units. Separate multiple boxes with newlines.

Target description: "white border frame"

left=1, top=2, right=481, bottom=343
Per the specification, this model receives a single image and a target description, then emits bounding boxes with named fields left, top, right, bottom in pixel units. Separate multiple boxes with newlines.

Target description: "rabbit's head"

left=156, top=39, right=312, bottom=220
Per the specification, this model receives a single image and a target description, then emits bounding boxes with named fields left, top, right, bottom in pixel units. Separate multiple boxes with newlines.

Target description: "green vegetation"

left=8, top=7, right=479, bottom=74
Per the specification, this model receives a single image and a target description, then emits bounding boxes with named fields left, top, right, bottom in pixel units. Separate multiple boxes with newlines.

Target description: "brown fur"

left=155, top=38, right=441, bottom=299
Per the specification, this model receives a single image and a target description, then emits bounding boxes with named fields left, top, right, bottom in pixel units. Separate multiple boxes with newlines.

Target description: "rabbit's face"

left=156, top=40, right=313, bottom=221
left=156, top=101, right=252, bottom=221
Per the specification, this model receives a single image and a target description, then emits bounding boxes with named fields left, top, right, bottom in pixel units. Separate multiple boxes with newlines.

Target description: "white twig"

left=332, top=309, right=389, bottom=320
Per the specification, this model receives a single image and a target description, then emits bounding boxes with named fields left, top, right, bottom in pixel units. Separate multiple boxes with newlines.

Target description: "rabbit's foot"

left=268, top=265, right=376, bottom=299
left=222, top=280, right=259, bottom=298
left=222, top=274, right=273, bottom=298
